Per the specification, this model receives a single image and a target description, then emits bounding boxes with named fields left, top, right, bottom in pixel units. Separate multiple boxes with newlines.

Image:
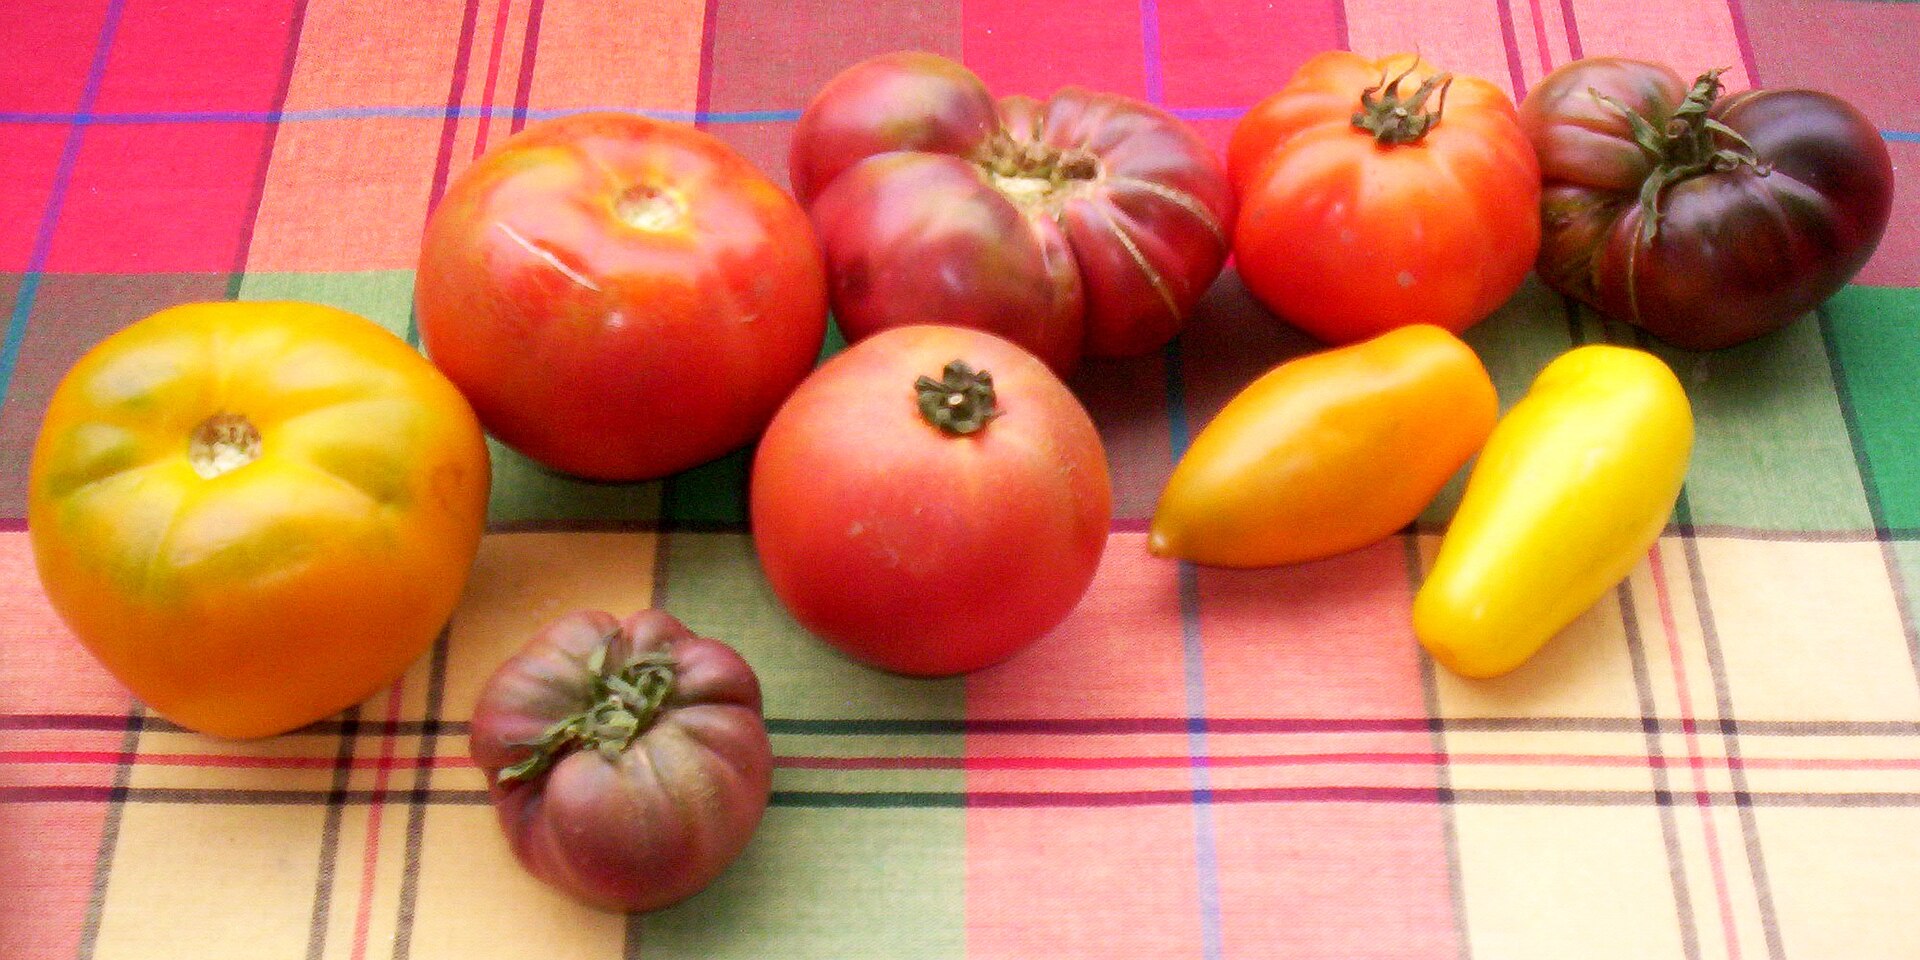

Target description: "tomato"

left=28, top=302, right=490, bottom=738
left=470, top=610, right=772, bottom=912
left=1519, top=60, right=1894, bottom=350
left=1415, top=346, right=1693, bottom=677
left=1229, top=52, right=1541, bottom=343
left=417, top=112, right=828, bottom=481
left=1150, top=325, right=1497, bottom=567
left=790, top=52, right=1232, bottom=373
left=750, top=325, right=1112, bottom=675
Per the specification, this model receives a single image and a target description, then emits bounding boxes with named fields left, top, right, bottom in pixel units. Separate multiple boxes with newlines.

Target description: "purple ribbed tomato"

left=1519, top=58, right=1894, bottom=349
left=790, top=51, right=1233, bottom=374
left=469, top=610, right=772, bottom=913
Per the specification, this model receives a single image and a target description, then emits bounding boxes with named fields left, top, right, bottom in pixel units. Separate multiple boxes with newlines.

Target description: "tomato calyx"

left=188, top=413, right=262, bottom=479
left=974, top=134, right=1102, bottom=211
left=1590, top=68, right=1771, bottom=322
left=497, top=639, right=678, bottom=784
left=915, top=360, right=1000, bottom=435
left=614, top=183, right=687, bottom=232
left=1351, top=63, right=1454, bottom=145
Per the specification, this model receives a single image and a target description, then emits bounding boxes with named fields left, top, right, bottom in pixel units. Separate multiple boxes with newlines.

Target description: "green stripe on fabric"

left=1422, top=278, right=1578, bottom=524
left=656, top=321, right=847, bottom=524
left=233, top=271, right=416, bottom=339
left=659, top=531, right=968, bottom=720
left=634, top=807, right=964, bottom=959
left=1649, top=315, right=1871, bottom=531
left=485, top=439, right=663, bottom=523
left=1820, top=286, right=1920, bottom=527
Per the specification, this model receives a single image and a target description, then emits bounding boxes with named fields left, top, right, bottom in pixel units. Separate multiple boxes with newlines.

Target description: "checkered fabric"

left=3, top=1, right=1919, bottom=958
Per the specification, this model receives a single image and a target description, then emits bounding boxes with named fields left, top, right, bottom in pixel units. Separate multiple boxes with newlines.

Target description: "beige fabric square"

left=92, top=802, right=327, bottom=960
left=1454, top=803, right=1686, bottom=959
left=1699, top=538, right=1920, bottom=722
left=1758, top=807, right=1920, bottom=960
left=442, top=532, right=660, bottom=721
left=407, top=804, right=625, bottom=959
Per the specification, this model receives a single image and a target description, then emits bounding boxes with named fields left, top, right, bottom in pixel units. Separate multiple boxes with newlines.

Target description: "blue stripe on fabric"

left=0, top=105, right=803, bottom=125
left=5, top=105, right=1916, bottom=146
left=1139, top=0, right=1166, bottom=106
left=0, top=0, right=128, bottom=407
left=1162, top=337, right=1225, bottom=960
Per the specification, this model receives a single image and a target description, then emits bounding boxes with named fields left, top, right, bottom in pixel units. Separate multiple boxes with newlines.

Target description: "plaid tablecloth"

left=3, top=1, right=1919, bottom=958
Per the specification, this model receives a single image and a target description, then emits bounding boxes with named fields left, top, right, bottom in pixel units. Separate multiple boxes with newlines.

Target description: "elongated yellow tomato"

left=1414, top=345, right=1692, bottom=678
left=1150, top=325, right=1496, bottom=567
left=29, top=302, right=491, bottom=738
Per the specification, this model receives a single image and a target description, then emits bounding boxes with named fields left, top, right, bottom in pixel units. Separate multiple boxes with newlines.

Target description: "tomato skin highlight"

left=1518, top=58, right=1894, bottom=350
left=791, top=52, right=1232, bottom=372
left=28, top=302, right=491, bottom=739
left=469, top=610, right=772, bottom=913
left=1414, top=345, right=1694, bottom=678
left=749, top=326, right=1112, bottom=676
left=1229, top=52, right=1541, bottom=344
left=1150, top=325, right=1497, bottom=568
left=417, top=112, right=827, bottom=481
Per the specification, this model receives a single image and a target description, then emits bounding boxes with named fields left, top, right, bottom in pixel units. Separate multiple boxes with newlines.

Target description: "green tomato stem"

left=496, top=640, right=677, bottom=785
left=915, top=361, right=1000, bottom=436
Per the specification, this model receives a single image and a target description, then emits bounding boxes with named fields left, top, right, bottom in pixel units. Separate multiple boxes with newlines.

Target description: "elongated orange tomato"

left=29, top=302, right=491, bottom=738
left=1149, top=325, right=1496, bottom=567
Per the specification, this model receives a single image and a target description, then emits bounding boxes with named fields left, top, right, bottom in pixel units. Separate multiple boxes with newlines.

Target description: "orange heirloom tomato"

left=1150, top=325, right=1496, bottom=567
left=28, top=302, right=491, bottom=738
left=1229, top=52, right=1541, bottom=343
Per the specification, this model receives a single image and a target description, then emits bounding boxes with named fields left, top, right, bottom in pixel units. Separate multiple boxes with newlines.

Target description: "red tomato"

left=1229, top=52, right=1541, bottom=343
left=790, top=52, right=1232, bottom=373
left=750, top=326, right=1112, bottom=676
left=417, top=113, right=827, bottom=481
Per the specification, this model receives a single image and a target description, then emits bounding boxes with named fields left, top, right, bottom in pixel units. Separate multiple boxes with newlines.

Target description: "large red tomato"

left=417, top=113, right=827, bottom=481
left=750, top=326, right=1112, bottom=676
left=1229, top=52, right=1541, bottom=343
left=790, top=52, right=1233, bottom=374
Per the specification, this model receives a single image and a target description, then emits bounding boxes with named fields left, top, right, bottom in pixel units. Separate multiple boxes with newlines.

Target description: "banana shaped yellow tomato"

left=1414, top=345, right=1693, bottom=678
left=1150, top=325, right=1497, bottom=567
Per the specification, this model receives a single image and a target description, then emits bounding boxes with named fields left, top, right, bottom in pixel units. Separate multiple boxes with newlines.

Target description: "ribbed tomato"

left=1229, top=52, right=1540, bottom=343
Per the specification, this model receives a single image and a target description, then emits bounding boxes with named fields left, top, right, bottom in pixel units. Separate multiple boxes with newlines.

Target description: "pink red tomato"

left=417, top=112, right=827, bottom=480
left=751, top=325, right=1112, bottom=676
left=791, top=52, right=1232, bottom=374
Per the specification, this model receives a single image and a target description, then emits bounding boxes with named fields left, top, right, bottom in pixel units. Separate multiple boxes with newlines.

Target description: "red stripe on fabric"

left=1558, top=0, right=1583, bottom=59
left=423, top=0, right=483, bottom=217
left=15, top=750, right=1920, bottom=773
left=1649, top=545, right=1745, bottom=960
left=1493, top=0, right=1530, bottom=99
left=347, top=678, right=406, bottom=960
left=468, top=0, right=514, bottom=160
left=1528, top=0, right=1553, bottom=77
left=693, top=0, right=719, bottom=126
left=1726, top=0, right=1761, bottom=86
left=508, top=0, right=543, bottom=134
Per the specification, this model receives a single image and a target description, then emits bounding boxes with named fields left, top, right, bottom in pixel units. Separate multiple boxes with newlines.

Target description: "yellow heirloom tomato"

left=1150, top=325, right=1497, bottom=568
left=1414, top=345, right=1693, bottom=678
left=28, top=302, right=490, bottom=738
